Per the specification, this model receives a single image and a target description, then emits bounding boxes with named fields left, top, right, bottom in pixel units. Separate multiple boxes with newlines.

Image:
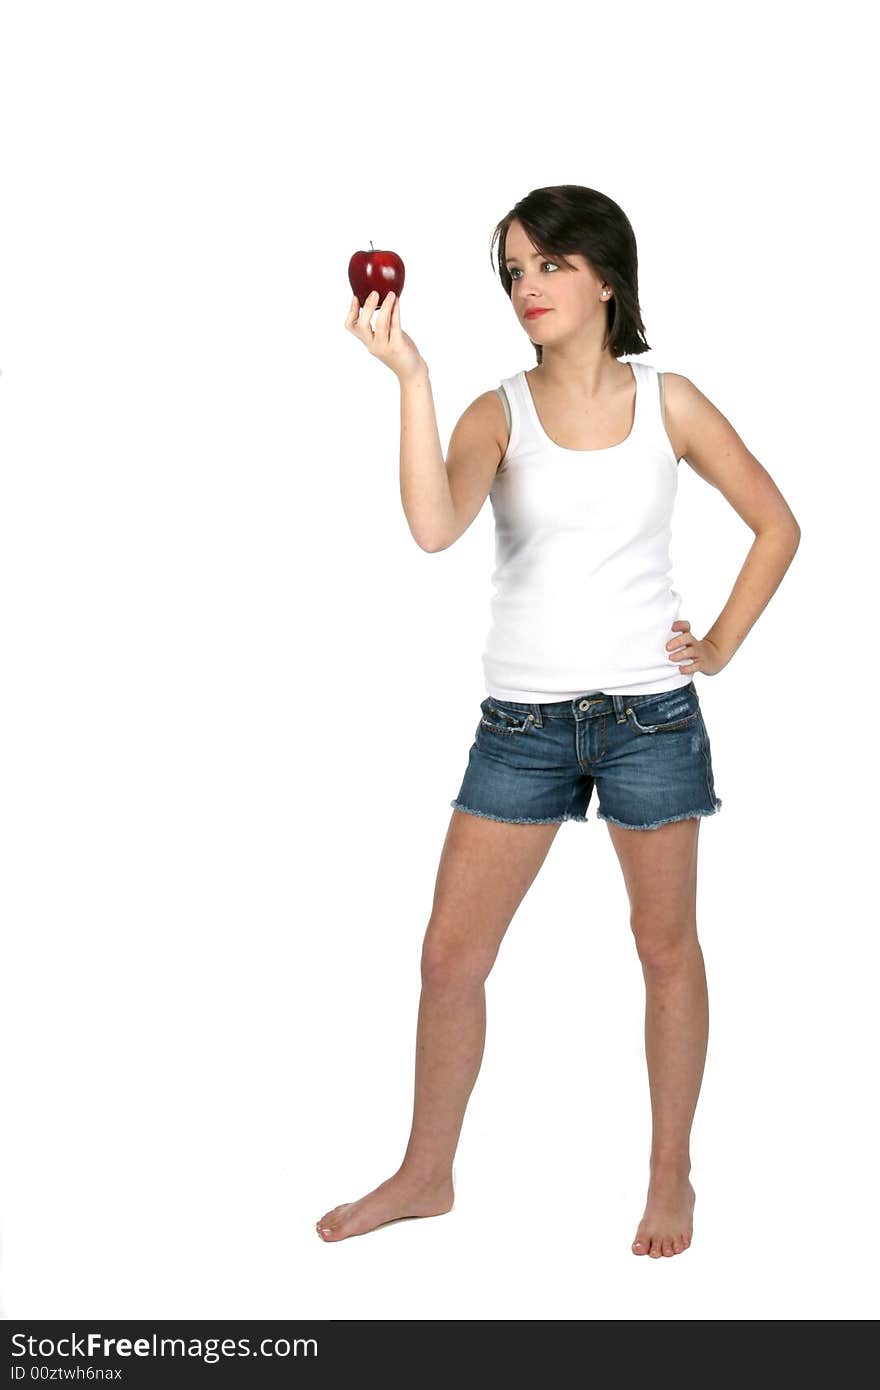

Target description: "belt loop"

left=531, top=702, right=543, bottom=727
left=612, top=694, right=627, bottom=724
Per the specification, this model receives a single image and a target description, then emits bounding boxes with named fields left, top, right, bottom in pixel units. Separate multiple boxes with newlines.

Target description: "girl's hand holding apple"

left=344, top=290, right=426, bottom=383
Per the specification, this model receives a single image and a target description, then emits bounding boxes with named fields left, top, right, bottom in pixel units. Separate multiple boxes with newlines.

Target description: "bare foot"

left=631, top=1172, right=695, bottom=1257
left=316, top=1171, right=455, bottom=1242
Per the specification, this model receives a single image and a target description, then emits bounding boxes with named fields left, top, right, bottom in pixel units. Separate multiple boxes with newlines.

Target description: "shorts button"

left=527, top=712, right=534, bottom=721
left=579, top=699, right=590, bottom=710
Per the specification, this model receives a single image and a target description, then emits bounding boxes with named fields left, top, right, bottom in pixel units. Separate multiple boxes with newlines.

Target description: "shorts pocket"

left=479, top=698, right=534, bottom=736
left=625, top=690, right=700, bottom=734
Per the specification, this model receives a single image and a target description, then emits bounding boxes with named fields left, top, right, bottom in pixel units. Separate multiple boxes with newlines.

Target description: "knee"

left=421, top=921, right=495, bottom=990
left=631, top=913, right=699, bottom=972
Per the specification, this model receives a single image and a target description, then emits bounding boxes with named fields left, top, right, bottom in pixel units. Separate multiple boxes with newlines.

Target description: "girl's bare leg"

left=316, top=809, right=560, bottom=1241
left=605, top=816, right=706, bottom=1258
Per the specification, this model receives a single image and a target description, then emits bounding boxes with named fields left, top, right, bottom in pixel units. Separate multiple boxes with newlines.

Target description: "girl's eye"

left=509, top=261, right=558, bottom=280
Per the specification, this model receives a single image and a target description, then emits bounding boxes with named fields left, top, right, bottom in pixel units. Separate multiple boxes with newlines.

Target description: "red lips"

left=524, top=308, right=551, bottom=319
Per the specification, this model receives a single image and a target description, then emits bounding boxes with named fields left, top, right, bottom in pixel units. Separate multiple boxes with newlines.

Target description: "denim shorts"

left=450, top=681, right=723, bottom=830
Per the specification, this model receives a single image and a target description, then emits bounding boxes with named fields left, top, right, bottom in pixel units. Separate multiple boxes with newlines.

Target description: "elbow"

left=410, top=517, right=458, bottom=551
left=407, top=521, right=451, bottom=552
left=418, top=534, right=453, bottom=553
left=759, top=516, right=801, bottom=551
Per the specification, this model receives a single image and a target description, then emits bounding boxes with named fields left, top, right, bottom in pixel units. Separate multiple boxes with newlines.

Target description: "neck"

left=536, top=349, right=627, bottom=399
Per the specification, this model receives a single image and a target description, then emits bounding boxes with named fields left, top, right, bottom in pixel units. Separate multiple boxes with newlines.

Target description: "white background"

left=1, top=0, right=876, bottom=1322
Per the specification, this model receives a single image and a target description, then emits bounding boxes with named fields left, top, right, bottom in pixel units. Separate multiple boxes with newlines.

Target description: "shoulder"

left=656, top=371, right=709, bottom=464
left=450, top=387, right=511, bottom=461
left=658, top=373, right=801, bottom=537
left=659, top=372, right=773, bottom=499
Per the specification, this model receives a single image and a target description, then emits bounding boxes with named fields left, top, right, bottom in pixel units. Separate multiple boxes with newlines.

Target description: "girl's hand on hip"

left=666, top=620, right=725, bottom=676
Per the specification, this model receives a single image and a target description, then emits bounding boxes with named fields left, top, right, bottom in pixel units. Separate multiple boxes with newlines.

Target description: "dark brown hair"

left=490, top=184, right=651, bottom=364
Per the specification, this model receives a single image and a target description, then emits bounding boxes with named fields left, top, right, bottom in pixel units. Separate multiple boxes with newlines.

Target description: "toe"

left=661, top=1236, right=674, bottom=1257
left=649, top=1237, right=663, bottom=1257
left=632, top=1236, right=648, bottom=1255
left=316, top=1204, right=351, bottom=1240
left=671, top=1235, right=684, bottom=1254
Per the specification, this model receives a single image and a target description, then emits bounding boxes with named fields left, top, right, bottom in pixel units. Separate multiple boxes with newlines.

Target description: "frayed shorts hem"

left=595, top=800, right=723, bottom=831
left=449, top=799, right=588, bottom=825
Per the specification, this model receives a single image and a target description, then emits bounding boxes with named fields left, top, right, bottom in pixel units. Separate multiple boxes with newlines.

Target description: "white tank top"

left=482, top=360, right=693, bottom=701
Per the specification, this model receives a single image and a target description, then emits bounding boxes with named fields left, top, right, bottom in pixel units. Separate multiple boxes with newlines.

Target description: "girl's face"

left=503, top=219, right=610, bottom=349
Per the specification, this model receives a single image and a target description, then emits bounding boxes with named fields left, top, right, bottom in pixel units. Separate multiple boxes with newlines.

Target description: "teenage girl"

left=318, top=185, right=800, bottom=1257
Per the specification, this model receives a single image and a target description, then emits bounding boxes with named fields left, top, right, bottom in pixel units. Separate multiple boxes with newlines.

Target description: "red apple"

left=348, top=242, right=405, bottom=308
